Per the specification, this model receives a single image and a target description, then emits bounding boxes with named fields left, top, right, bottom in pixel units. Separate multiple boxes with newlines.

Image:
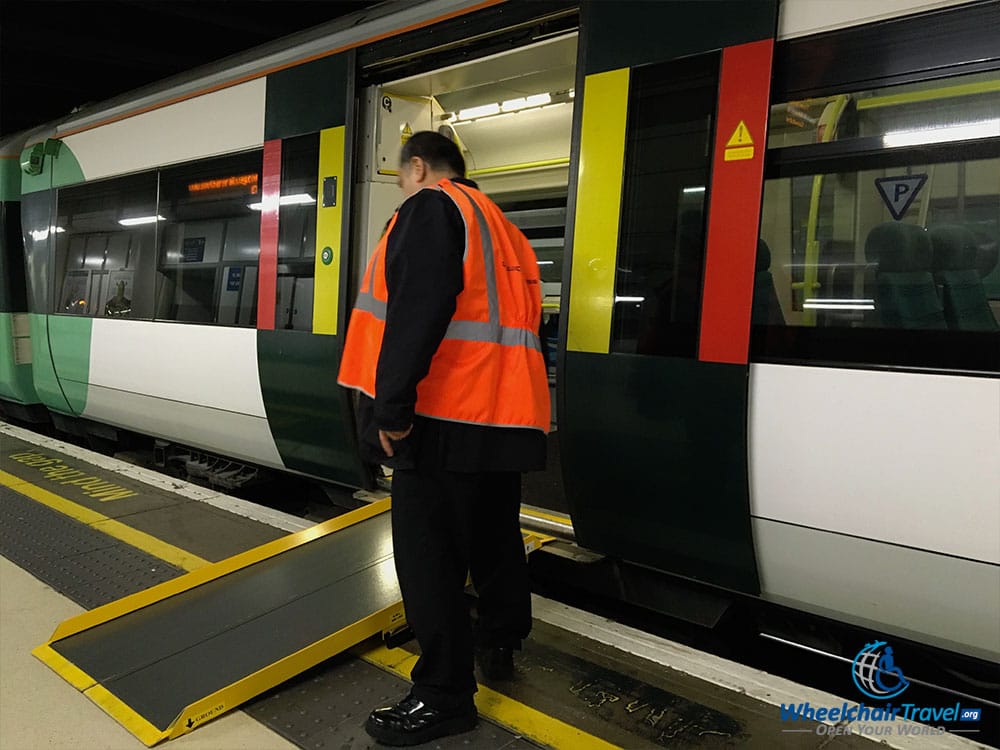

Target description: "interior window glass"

left=155, top=151, right=263, bottom=325
left=767, top=70, right=999, bottom=151
left=610, top=52, right=719, bottom=357
left=276, top=134, right=319, bottom=331
left=760, top=156, right=999, bottom=332
left=53, top=173, right=158, bottom=319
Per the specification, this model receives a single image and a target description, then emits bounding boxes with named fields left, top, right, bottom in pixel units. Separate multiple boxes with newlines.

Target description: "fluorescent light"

left=455, top=92, right=563, bottom=123
left=683, top=186, right=705, bottom=194
left=119, top=215, right=165, bottom=226
left=501, top=97, right=528, bottom=112
left=804, top=298, right=875, bottom=311
left=248, top=194, right=315, bottom=211
left=614, top=296, right=645, bottom=303
left=537, top=260, right=554, bottom=265
left=458, top=103, right=500, bottom=121
left=883, top=119, right=1000, bottom=148
left=29, top=226, right=65, bottom=241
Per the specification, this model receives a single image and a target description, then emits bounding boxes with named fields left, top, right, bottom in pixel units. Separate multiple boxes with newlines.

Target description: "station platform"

left=1, top=420, right=993, bottom=750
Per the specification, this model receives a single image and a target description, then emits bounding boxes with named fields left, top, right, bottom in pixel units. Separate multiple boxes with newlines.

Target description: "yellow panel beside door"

left=313, top=126, right=345, bottom=335
left=566, top=68, right=630, bottom=354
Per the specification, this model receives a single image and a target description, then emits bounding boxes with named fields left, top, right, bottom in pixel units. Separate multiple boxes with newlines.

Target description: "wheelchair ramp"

left=33, top=499, right=406, bottom=746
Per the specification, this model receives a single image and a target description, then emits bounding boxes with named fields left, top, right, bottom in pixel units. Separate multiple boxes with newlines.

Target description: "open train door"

left=559, top=1, right=778, bottom=594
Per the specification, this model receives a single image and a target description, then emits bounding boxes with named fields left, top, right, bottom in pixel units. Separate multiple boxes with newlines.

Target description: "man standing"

left=338, top=131, right=550, bottom=746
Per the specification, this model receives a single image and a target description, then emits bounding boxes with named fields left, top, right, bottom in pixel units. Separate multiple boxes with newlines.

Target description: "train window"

left=609, top=52, right=719, bottom=357
left=53, top=172, right=159, bottom=319
left=755, top=69, right=1000, bottom=373
left=276, top=133, right=319, bottom=331
left=767, top=70, right=1000, bottom=151
left=154, top=150, right=263, bottom=326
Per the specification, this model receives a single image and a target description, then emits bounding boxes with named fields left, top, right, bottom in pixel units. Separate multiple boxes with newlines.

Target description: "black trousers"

left=390, top=465, right=532, bottom=712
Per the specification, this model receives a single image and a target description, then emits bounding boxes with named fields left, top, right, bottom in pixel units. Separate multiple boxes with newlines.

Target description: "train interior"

left=758, top=69, right=1000, bottom=332
left=354, top=32, right=578, bottom=509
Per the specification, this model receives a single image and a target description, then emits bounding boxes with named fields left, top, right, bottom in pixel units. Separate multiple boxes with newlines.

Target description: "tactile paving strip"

left=0, top=485, right=184, bottom=608
left=1, top=483, right=538, bottom=749
left=246, top=653, right=541, bottom=750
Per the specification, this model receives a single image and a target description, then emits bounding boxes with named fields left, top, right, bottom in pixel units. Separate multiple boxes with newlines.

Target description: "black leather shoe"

left=476, top=646, right=514, bottom=680
left=364, top=694, right=476, bottom=746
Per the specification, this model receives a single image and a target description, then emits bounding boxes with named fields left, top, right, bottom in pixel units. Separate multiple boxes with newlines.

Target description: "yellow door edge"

left=567, top=67, right=631, bottom=354
left=313, top=125, right=346, bottom=335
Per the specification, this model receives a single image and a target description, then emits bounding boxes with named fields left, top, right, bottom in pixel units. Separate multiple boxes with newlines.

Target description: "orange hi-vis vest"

left=338, top=179, right=550, bottom=433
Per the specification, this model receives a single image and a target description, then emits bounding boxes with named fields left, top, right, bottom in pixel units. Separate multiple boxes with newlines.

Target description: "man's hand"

left=379, top=425, right=413, bottom=457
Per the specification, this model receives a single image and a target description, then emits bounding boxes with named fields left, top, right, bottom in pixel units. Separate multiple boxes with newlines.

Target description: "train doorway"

left=351, top=30, right=578, bottom=515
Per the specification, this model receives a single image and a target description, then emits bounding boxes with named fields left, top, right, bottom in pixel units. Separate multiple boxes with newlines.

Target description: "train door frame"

left=344, top=1, right=580, bottom=503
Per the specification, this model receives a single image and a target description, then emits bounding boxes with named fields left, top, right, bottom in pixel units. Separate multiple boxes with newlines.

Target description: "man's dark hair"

left=399, top=131, right=465, bottom=177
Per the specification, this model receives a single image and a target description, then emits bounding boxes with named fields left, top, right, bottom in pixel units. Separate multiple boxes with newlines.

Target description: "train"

left=1, top=0, right=997, bottom=699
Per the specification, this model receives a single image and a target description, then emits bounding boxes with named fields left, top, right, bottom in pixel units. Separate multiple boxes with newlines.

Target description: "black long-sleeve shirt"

left=355, top=178, right=547, bottom=473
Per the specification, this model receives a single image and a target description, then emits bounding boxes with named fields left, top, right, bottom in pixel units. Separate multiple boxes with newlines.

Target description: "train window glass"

left=276, top=133, right=319, bottom=331
left=155, top=150, right=263, bottom=326
left=53, top=173, right=159, bottom=319
left=755, top=154, right=999, bottom=371
left=610, top=52, right=719, bottom=356
left=767, top=70, right=999, bottom=151
left=1, top=202, right=27, bottom=312
left=759, top=156, right=1000, bottom=329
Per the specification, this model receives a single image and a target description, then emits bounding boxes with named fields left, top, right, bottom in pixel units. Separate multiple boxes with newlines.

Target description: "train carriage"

left=1, top=0, right=997, bottom=689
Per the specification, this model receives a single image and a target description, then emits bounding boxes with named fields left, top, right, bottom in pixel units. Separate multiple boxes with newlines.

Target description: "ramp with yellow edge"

left=33, top=495, right=555, bottom=746
left=33, top=499, right=407, bottom=746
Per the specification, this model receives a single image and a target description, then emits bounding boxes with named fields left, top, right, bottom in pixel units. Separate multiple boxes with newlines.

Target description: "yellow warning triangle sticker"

left=725, top=121, right=754, bottom=148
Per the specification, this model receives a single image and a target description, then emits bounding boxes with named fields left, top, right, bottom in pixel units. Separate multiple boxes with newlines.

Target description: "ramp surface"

left=34, top=499, right=406, bottom=745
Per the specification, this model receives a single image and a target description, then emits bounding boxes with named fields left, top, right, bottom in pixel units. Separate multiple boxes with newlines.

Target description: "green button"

left=321, top=247, right=333, bottom=265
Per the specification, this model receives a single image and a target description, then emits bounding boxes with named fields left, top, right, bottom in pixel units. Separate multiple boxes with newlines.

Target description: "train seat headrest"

left=864, top=222, right=932, bottom=273
left=976, top=242, right=998, bottom=278
left=756, top=239, right=772, bottom=271
left=928, top=224, right=979, bottom=272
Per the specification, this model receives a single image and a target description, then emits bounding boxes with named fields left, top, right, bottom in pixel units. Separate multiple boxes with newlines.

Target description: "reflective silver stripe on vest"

left=353, top=182, right=539, bottom=352
left=450, top=183, right=500, bottom=327
left=445, top=319, right=542, bottom=352
left=353, top=291, right=386, bottom=318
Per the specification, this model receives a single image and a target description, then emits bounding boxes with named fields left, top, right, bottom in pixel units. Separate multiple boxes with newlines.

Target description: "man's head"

left=397, top=131, right=466, bottom=197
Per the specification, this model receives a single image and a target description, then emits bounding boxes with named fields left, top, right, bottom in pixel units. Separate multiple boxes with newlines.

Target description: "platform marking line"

left=0, top=469, right=209, bottom=572
left=356, top=642, right=622, bottom=750
left=0, top=421, right=309, bottom=532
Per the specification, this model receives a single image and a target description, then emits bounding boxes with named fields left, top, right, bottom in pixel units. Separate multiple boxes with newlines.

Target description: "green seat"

left=928, top=224, right=999, bottom=332
left=864, top=222, right=946, bottom=330
left=752, top=239, right=784, bottom=325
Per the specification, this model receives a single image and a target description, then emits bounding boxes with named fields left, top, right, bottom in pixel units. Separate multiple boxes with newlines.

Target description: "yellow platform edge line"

left=357, top=643, right=621, bottom=750
left=0, top=469, right=209, bottom=572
